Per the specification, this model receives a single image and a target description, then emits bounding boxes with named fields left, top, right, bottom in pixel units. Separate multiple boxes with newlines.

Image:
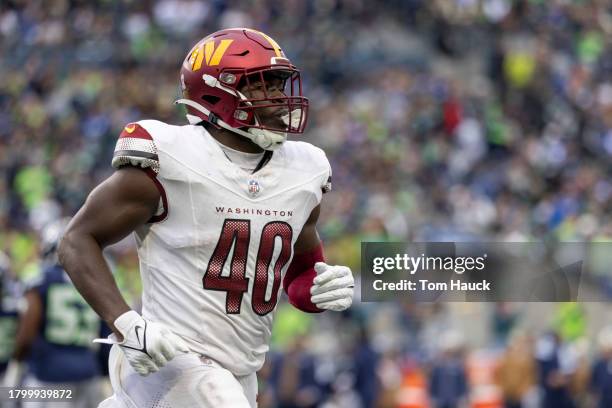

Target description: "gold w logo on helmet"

left=189, top=39, right=234, bottom=70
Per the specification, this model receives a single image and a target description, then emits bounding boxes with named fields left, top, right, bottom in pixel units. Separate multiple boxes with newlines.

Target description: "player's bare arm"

left=293, top=205, right=322, bottom=254
left=11, top=290, right=43, bottom=361
left=1, top=289, right=42, bottom=386
left=58, top=167, right=159, bottom=330
left=59, top=167, right=189, bottom=376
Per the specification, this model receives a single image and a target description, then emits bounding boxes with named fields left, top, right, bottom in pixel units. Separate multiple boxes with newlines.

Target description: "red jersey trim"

left=143, top=168, right=168, bottom=223
left=119, top=123, right=153, bottom=140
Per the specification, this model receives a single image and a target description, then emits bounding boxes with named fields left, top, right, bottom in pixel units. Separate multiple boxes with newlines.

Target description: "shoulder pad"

left=311, top=144, right=332, bottom=194
left=283, top=141, right=332, bottom=193
left=111, top=122, right=159, bottom=173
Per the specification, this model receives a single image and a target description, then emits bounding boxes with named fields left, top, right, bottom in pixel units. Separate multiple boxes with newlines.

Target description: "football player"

left=4, top=219, right=104, bottom=407
left=59, top=28, right=354, bottom=408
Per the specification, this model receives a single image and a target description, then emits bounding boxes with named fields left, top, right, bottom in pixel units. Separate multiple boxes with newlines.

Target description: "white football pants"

left=98, top=345, right=257, bottom=408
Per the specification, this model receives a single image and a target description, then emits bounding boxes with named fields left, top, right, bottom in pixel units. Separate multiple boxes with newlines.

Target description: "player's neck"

left=204, top=124, right=263, bottom=154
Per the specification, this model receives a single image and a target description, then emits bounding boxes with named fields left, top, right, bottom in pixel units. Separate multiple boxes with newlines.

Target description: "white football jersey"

left=112, top=120, right=331, bottom=376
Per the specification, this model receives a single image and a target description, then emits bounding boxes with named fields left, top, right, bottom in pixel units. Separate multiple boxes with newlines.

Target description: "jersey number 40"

left=203, top=219, right=292, bottom=316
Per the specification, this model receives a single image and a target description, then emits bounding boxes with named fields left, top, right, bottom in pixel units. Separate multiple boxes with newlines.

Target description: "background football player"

left=58, top=28, right=354, bottom=407
left=3, top=219, right=104, bottom=407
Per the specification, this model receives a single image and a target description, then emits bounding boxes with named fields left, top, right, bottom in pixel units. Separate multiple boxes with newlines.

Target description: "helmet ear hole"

left=202, top=95, right=220, bottom=105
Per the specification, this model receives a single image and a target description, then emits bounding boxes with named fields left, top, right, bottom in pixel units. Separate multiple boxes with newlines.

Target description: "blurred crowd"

left=257, top=301, right=612, bottom=408
left=1, top=0, right=612, bottom=407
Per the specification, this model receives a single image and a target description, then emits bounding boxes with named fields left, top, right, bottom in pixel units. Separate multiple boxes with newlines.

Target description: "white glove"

left=94, top=311, right=189, bottom=376
left=311, top=262, right=354, bottom=311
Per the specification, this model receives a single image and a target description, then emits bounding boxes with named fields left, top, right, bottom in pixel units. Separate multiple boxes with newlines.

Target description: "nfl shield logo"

left=248, top=179, right=261, bottom=197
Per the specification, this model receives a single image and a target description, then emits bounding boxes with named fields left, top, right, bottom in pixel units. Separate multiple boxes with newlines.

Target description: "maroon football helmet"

left=176, top=28, right=308, bottom=148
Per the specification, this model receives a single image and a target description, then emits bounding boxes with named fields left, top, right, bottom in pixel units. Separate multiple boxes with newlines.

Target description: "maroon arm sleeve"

left=282, top=244, right=325, bottom=313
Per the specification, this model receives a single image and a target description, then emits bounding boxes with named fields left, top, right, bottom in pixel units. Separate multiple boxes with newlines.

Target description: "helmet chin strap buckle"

left=207, top=112, right=220, bottom=125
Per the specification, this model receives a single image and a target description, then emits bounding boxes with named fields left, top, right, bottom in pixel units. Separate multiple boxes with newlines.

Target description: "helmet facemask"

left=230, top=68, right=307, bottom=150
left=232, top=68, right=308, bottom=133
left=177, top=66, right=308, bottom=151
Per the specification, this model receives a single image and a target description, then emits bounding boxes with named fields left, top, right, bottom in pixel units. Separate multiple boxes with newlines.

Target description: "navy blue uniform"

left=27, top=264, right=101, bottom=382
left=591, top=358, right=612, bottom=408
left=0, top=276, right=20, bottom=373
